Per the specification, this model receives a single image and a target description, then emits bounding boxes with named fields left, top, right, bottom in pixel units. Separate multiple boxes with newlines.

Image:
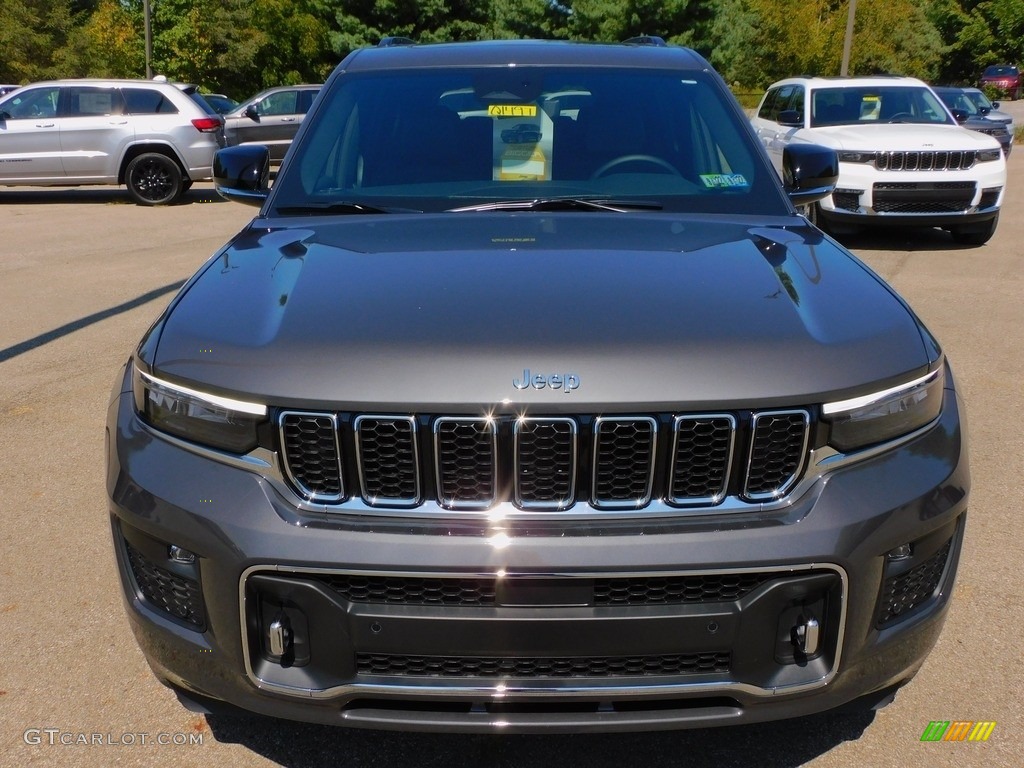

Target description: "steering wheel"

left=591, top=154, right=680, bottom=179
left=887, top=112, right=915, bottom=123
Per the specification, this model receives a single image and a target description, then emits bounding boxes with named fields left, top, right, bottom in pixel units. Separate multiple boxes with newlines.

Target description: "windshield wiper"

left=274, top=201, right=418, bottom=215
left=448, top=197, right=663, bottom=213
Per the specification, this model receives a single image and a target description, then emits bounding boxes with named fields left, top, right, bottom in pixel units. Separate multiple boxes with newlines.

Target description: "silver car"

left=0, top=79, right=223, bottom=205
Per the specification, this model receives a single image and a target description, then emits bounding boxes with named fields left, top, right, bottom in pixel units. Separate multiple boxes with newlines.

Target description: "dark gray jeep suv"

left=106, top=38, right=968, bottom=732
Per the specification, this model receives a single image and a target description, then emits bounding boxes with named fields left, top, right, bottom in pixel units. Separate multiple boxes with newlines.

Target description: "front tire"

left=125, top=153, right=184, bottom=206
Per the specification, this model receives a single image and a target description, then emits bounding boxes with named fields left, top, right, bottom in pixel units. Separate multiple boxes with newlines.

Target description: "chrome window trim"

left=239, top=562, right=848, bottom=701
left=278, top=410, right=346, bottom=503
left=434, top=416, right=498, bottom=510
left=667, top=413, right=736, bottom=507
left=591, top=416, right=658, bottom=510
left=743, top=409, right=810, bottom=502
left=354, top=415, right=422, bottom=508
left=513, top=417, right=578, bottom=511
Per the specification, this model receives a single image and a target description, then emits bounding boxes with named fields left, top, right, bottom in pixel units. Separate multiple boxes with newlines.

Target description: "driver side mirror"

left=777, top=109, right=803, bottom=128
left=783, top=144, right=838, bottom=208
left=950, top=108, right=968, bottom=123
left=214, top=145, right=270, bottom=207
left=244, top=103, right=260, bottom=121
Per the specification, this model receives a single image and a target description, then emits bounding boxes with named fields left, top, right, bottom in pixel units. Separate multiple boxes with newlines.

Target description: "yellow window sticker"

left=490, top=105, right=552, bottom=181
left=700, top=174, right=749, bottom=189
left=488, top=105, right=538, bottom=118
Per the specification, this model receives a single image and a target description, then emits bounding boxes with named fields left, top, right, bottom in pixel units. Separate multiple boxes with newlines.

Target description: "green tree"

left=0, top=0, right=79, bottom=82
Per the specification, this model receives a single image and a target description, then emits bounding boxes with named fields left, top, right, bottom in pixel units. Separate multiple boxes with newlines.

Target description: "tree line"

left=1, top=0, right=1020, bottom=99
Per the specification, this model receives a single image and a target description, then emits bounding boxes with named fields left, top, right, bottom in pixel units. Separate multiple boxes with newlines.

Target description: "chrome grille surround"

left=743, top=410, right=810, bottom=501
left=668, top=414, right=736, bottom=506
left=514, top=417, right=578, bottom=510
left=591, top=416, right=658, bottom=509
left=434, top=417, right=498, bottom=510
left=279, top=410, right=345, bottom=502
left=354, top=415, right=421, bottom=507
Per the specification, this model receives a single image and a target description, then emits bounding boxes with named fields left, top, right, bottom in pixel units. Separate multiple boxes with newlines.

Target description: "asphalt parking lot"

left=2, top=142, right=1024, bottom=766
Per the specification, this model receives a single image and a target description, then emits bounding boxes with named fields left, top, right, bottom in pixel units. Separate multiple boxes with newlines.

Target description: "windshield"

left=269, top=67, right=785, bottom=215
left=810, top=86, right=953, bottom=127
left=936, top=89, right=982, bottom=117
left=964, top=89, right=995, bottom=111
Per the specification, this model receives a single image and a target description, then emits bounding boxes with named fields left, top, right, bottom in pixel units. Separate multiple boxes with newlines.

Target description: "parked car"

left=979, top=64, right=1022, bottom=100
left=752, top=75, right=1006, bottom=244
left=0, top=78, right=222, bottom=204
left=201, top=93, right=238, bottom=115
left=222, top=84, right=320, bottom=162
left=960, top=86, right=1015, bottom=136
left=109, top=37, right=969, bottom=732
left=933, top=86, right=1012, bottom=156
left=500, top=122, right=542, bottom=143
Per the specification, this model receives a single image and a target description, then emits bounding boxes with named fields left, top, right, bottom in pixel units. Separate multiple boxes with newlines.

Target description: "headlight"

left=977, top=148, right=1003, bottom=162
left=132, top=365, right=267, bottom=453
left=836, top=150, right=876, bottom=163
left=823, top=368, right=944, bottom=452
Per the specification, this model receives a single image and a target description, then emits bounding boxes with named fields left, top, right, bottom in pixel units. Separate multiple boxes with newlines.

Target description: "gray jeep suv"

left=106, top=38, right=968, bottom=732
left=0, top=79, right=222, bottom=204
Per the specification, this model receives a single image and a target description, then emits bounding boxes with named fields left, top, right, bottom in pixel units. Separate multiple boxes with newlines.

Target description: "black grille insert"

left=669, top=415, right=735, bottom=504
left=126, top=542, right=204, bottom=628
left=280, top=412, right=344, bottom=501
left=355, top=416, right=420, bottom=505
left=592, top=417, right=657, bottom=507
left=434, top=418, right=497, bottom=509
left=744, top=411, right=809, bottom=498
left=357, top=652, right=731, bottom=678
left=878, top=539, right=952, bottom=627
left=515, top=418, right=577, bottom=508
left=318, top=572, right=779, bottom=607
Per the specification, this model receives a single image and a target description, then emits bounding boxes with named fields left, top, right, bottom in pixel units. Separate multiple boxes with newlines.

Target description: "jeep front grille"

left=874, top=150, right=977, bottom=171
left=278, top=410, right=810, bottom=512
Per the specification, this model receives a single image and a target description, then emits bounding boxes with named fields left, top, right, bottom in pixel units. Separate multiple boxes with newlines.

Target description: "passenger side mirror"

left=244, top=103, right=260, bottom=121
left=783, top=144, right=838, bottom=208
left=214, top=145, right=270, bottom=207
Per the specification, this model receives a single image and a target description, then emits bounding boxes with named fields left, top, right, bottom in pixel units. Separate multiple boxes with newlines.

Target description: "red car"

left=980, top=64, right=1022, bottom=100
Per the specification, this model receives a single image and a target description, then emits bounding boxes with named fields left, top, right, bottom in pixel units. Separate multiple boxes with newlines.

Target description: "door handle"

left=281, top=117, right=297, bottom=122
left=109, top=120, right=129, bottom=125
left=35, top=122, right=55, bottom=128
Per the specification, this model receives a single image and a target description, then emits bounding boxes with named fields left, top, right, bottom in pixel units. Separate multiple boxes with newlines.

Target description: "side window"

left=2, top=87, right=59, bottom=119
left=64, top=87, right=125, bottom=117
left=757, top=89, right=779, bottom=120
left=122, top=88, right=178, bottom=115
left=258, top=91, right=299, bottom=116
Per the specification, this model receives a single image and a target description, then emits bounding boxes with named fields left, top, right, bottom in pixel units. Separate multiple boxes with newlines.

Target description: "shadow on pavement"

left=0, top=281, right=184, bottom=364
left=0, top=186, right=225, bottom=205
left=206, top=710, right=875, bottom=768
left=824, top=225, right=981, bottom=253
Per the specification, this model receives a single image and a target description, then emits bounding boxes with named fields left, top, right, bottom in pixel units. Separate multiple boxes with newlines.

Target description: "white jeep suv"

left=752, top=76, right=1006, bottom=244
left=0, top=79, right=223, bottom=205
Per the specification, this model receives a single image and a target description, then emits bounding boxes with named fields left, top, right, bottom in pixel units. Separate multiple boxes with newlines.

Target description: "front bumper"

left=818, top=160, right=1004, bottom=227
left=105, top=370, right=969, bottom=732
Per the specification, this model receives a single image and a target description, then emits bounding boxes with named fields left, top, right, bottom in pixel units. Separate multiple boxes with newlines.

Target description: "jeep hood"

left=148, top=214, right=934, bottom=409
left=805, top=123, right=1000, bottom=152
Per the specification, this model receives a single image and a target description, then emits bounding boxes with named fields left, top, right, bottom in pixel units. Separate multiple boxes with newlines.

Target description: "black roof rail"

left=622, top=35, right=667, bottom=47
left=378, top=36, right=416, bottom=47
